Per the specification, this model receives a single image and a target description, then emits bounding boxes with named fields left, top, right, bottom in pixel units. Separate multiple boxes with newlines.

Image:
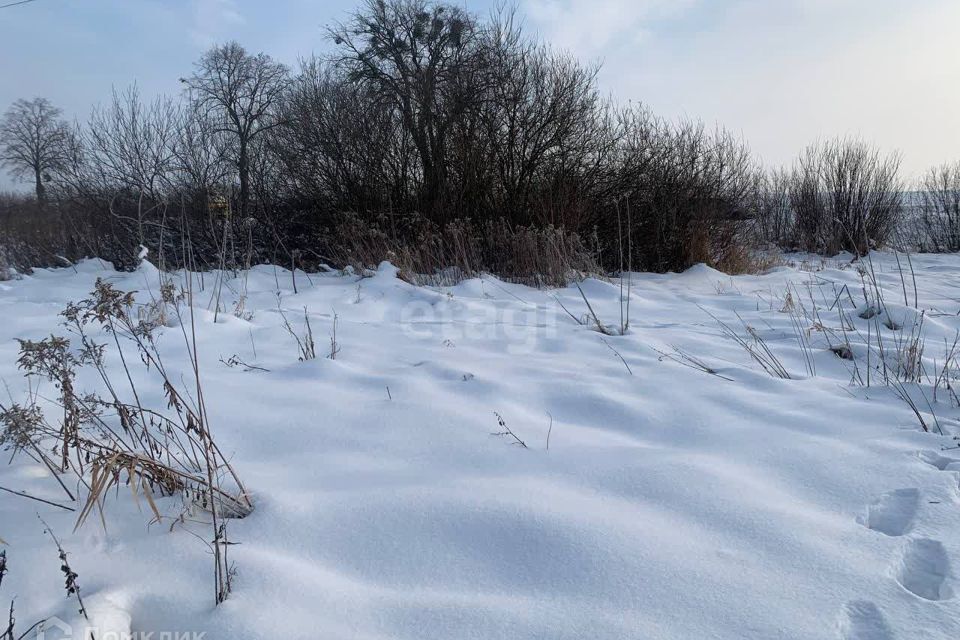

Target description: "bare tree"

left=330, top=0, right=488, bottom=216
left=0, top=97, right=70, bottom=202
left=479, top=8, right=604, bottom=224
left=275, top=57, right=405, bottom=212
left=182, top=42, right=288, bottom=217
left=71, top=85, right=180, bottom=260
left=85, top=85, right=179, bottom=200
left=173, top=102, right=231, bottom=196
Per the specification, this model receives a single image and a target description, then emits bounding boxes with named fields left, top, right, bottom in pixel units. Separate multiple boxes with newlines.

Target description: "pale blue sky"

left=1, top=0, right=958, bottom=190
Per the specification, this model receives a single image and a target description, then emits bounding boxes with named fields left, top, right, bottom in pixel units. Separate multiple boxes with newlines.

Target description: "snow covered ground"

left=1, top=252, right=959, bottom=639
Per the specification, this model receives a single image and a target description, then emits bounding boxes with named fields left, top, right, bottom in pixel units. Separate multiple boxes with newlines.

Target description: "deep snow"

left=1, top=252, right=959, bottom=639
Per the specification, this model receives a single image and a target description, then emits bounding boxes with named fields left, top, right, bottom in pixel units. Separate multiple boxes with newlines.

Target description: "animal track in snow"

left=837, top=601, right=894, bottom=640
left=857, top=489, right=919, bottom=536
left=918, top=450, right=960, bottom=471
left=894, top=538, right=954, bottom=601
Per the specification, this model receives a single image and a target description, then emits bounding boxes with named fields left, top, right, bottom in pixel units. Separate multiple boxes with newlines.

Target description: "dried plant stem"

left=574, top=281, right=611, bottom=335
left=492, top=412, right=528, bottom=449
left=600, top=337, right=633, bottom=375
left=38, top=516, right=88, bottom=621
left=0, top=486, right=74, bottom=512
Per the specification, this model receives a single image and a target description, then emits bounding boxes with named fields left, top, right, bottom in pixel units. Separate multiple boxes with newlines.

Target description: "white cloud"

left=525, top=0, right=960, bottom=176
left=523, top=0, right=697, bottom=59
left=190, top=0, right=245, bottom=47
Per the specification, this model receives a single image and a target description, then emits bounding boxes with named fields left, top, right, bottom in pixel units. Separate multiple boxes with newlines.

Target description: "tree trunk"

left=238, top=141, right=249, bottom=217
left=34, top=166, right=46, bottom=203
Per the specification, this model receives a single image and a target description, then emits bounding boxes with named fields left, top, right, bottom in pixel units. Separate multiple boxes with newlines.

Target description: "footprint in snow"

left=837, top=601, right=894, bottom=640
left=857, top=489, right=919, bottom=536
left=918, top=450, right=960, bottom=471
left=894, top=538, right=954, bottom=601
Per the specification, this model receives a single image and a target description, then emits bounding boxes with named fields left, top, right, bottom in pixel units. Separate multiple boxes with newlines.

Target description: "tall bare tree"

left=182, top=42, right=288, bottom=217
left=0, top=97, right=70, bottom=202
left=330, top=0, right=487, bottom=216
left=480, top=9, right=604, bottom=223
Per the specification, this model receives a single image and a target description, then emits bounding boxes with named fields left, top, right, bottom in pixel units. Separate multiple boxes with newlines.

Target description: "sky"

left=0, top=0, right=958, bottom=190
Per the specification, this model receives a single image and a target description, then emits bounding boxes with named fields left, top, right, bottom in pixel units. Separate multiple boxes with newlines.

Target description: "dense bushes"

left=0, top=193, right=88, bottom=273
left=789, top=139, right=903, bottom=255
left=610, top=121, right=756, bottom=272
left=751, top=138, right=908, bottom=256
left=0, top=0, right=945, bottom=282
left=751, top=143, right=960, bottom=257
left=900, top=162, right=960, bottom=252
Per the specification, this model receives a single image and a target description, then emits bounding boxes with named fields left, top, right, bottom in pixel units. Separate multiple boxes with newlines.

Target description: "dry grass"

left=321, top=214, right=601, bottom=287
left=2, top=279, right=250, bottom=605
left=706, top=307, right=793, bottom=380
left=279, top=302, right=317, bottom=361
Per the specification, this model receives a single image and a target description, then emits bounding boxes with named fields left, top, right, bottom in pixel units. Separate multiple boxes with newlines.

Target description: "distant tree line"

left=1, top=0, right=957, bottom=280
